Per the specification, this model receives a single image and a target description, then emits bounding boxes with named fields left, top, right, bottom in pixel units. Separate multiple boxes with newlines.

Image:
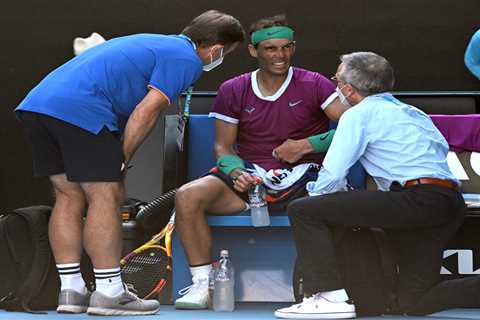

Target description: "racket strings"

left=121, top=248, right=170, bottom=298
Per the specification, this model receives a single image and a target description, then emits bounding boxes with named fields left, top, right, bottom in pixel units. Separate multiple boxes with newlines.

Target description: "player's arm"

left=272, top=128, right=336, bottom=163
left=323, top=96, right=348, bottom=122
left=122, top=88, right=169, bottom=166
left=214, top=119, right=255, bottom=191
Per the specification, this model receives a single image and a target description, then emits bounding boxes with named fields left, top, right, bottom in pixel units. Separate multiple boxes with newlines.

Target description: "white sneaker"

left=275, top=294, right=356, bottom=319
left=174, top=275, right=209, bottom=309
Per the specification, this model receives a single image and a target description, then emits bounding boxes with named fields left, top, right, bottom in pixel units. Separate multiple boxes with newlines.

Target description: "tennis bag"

left=0, top=206, right=95, bottom=312
left=293, top=227, right=398, bottom=316
left=0, top=205, right=59, bottom=311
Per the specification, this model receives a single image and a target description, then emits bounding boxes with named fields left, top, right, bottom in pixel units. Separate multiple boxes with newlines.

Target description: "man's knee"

left=175, top=181, right=207, bottom=213
left=82, top=182, right=124, bottom=206
left=50, top=174, right=85, bottom=202
left=287, top=197, right=308, bottom=220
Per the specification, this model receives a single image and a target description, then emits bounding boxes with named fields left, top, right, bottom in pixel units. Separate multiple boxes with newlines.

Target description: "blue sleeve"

left=465, top=29, right=480, bottom=80
left=306, top=108, right=369, bottom=195
left=149, top=58, right=202, bottom=102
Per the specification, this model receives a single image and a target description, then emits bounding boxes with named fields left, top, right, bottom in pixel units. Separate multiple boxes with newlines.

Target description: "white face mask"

left=336, top=86, right=352, bottom=108
left=202, top=48, right=224, bottom=72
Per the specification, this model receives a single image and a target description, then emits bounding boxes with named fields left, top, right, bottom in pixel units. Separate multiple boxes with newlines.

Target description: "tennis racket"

left=135, top=188, right=177, bottom=232
left=121, top=211, right=176, bottom=299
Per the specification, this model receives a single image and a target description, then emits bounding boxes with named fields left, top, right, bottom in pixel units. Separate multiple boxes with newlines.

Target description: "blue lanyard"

left=182, top=86, right=193, bottom=120
left=177, top=34, right=194, bottom=119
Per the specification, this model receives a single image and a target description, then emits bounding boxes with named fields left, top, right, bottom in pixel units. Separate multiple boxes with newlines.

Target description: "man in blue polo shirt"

left=15, top=10, right=245, bottom=316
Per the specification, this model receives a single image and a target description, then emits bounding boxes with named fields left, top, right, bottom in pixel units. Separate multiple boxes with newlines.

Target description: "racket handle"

left=136, top=189, right=177, bottom=224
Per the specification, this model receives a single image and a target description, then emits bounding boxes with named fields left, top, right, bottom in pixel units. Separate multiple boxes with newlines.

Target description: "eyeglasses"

left=330, top=75, right=348, bottom=86
left=330, top=75, right=342, bottom=83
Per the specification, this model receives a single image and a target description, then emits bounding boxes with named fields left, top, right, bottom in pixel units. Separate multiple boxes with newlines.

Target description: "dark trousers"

left=287, top=183, right=480, bottom=315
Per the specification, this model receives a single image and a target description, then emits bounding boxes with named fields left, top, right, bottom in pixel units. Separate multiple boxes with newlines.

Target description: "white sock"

left=319, top=289, right=350, bottom=302
left=94, top=267, right=124, bottom=297
left=190, top=264, right=212, bottom=282
left=57, top=263, right=87, bottom=294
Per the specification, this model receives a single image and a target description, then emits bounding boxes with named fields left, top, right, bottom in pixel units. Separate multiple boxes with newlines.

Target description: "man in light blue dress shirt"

left=275, top=52, right=476, bottom=319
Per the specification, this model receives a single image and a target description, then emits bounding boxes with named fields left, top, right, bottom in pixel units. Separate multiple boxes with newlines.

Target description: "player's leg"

left=174, top=173, right=246, bottom=309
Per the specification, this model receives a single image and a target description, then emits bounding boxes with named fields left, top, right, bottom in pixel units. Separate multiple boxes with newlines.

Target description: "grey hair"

left=338, top=52, right=395, bottom=96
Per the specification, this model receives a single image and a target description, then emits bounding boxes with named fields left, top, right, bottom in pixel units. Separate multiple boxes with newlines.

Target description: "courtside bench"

left=170, top=115, right=366, bottom=302
left=164, top=91, right=480, bottom=303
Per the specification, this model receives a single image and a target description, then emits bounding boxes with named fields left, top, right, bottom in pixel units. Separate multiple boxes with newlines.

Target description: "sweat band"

left=251, top=26, right=294, bottom=45
left=217, top=154, right=245, bottom=175
left=307, top=129, right=336, bottom=153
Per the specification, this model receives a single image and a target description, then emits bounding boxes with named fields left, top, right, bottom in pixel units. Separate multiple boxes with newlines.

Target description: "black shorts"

left=207, top=164, right=319, bottom=213
left=17, top=111, right=124, bottom=182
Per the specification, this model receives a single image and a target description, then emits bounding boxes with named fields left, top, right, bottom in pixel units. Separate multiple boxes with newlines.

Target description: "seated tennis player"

left=174, top=14, right=348, bottom=309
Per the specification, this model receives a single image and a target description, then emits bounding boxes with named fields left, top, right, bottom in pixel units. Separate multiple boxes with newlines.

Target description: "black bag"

left=293, top=227, right=398, bottom=316
left=0, top=205, right=93, bottom=312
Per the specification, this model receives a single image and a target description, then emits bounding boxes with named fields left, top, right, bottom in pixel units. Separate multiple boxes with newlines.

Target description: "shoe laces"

left=302, top=295, right=317, bottom=303
left=295, top=294, right=323, bottom=308
left=178, top=276, right=207, bottom=296
left=123, top=283, right=141, bottom=300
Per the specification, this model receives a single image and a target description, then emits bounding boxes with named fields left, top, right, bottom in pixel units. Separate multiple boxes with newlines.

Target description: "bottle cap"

left=220, top=249, right=229, bottom=257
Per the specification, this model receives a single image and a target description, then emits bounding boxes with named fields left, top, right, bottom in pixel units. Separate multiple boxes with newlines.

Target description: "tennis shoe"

left=57, top=289, right=91, bottom=313
left=87, top=284, right=160, bottom=316
left=274, top=294, right=356, bottom=319
left=175, top=275, right=209, bottom=309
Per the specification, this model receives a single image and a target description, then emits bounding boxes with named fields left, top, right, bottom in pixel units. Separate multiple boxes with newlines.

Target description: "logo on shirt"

left=245, top=106, right=256, bottom=113
left=288, top=100, right=303, bottom=108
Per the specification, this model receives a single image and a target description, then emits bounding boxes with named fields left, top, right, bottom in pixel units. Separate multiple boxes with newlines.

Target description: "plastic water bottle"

left=213, top=249, right=235, bottom=312
left=208, top=261, right=219, bottom=309
left=248, top=180, right=270, bottom=227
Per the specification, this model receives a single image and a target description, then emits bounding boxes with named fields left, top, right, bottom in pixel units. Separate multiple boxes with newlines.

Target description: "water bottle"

left=213, top=249, right=235, bottom=312
left=248, top=179, right=270, bottom=227
left=208, top=261, right=219, bottom=309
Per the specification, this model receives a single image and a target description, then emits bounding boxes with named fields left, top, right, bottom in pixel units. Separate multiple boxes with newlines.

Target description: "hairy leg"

left=175, top=175, right=246, bottom=266
left=81, top=181, right=125, bottom=268
left=49, top=174, right=87, bottom=264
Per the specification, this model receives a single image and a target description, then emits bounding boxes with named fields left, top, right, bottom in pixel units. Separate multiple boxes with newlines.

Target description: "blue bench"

left=171, top=115, right=367, bottom=302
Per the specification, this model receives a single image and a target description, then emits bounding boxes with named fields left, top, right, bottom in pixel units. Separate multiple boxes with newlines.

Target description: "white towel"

left=73, top=32, right=106, bottom=56
left=252, top=163, right=314, bottom=190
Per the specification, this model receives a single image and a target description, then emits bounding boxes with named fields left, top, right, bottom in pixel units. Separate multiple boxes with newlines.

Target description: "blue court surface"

left=0, top=304, right=479, bottom=320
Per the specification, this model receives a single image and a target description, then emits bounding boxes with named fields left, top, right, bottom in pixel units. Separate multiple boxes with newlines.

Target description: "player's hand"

left=120, top=161, right=133, bottom=180
left=230, top=169, right=257, bottom=192
left=272, top=139, right=312, bottom=164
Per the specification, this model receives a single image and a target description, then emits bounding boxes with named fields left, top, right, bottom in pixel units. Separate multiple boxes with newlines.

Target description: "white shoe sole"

left=274, top=310, right=357, bottom=319
left=175, top=301, right=208, bottom=310
left=57, top=304, right=88, bottom=313
left=86, top=306, right=160, bottom=316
